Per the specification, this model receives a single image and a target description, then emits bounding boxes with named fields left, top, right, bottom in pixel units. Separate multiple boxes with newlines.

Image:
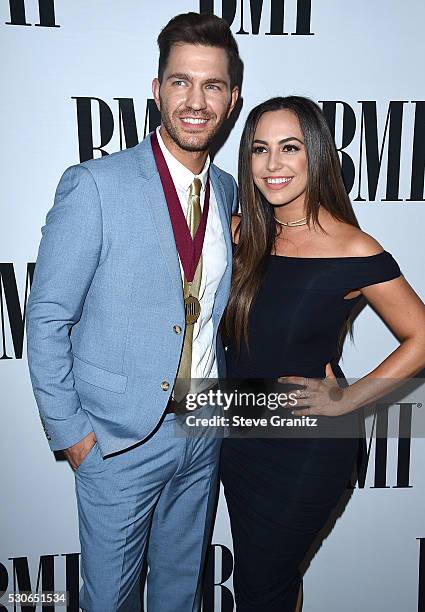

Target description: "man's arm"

left=26, top=164, right=102, bottom=452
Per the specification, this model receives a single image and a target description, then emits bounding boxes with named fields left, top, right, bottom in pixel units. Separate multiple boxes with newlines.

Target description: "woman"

left=220, top=96, right=425, bottom=611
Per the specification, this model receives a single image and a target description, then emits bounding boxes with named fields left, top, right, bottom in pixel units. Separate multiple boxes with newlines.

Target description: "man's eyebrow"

left=167, top=72, right=192, bottom=81
left=166, top=73, right=228, bottom=86
left=253, top=137, right=304, bottom=145
left=203, top=78, right=229, bottom=86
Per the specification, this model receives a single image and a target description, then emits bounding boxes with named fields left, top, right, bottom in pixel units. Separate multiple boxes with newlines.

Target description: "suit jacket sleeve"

left=26, top=165, right=101, bottom=451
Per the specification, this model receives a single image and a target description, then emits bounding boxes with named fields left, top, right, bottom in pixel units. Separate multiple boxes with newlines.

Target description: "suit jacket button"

left=161, top=380, right=170, bottom=391
left=173, top=325, right=182, bottom=334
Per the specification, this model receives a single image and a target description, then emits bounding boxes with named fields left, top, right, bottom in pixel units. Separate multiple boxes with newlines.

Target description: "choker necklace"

left=274, top=215, right=308, bottom=227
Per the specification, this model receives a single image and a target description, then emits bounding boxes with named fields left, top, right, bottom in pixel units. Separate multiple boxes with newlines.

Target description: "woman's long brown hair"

left=223, top=96, right=360, bottom=352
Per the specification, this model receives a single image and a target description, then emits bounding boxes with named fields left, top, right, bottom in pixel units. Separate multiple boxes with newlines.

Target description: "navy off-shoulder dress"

left=220, top=250, right=401, bottom=612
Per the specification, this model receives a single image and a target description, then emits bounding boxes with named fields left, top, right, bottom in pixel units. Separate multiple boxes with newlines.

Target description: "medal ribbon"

left=151, top=131, right=210, bottom=283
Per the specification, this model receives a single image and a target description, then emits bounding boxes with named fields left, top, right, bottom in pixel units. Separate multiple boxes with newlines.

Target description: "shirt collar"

left=156, top=127, right=210, bottom=193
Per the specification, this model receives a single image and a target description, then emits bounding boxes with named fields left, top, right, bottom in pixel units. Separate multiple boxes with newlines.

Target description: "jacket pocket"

left=72, top=354, right=128, bottom=394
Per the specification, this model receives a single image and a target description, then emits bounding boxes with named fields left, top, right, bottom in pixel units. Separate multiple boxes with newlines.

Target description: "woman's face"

left=251, top=109, right=308, bottom=209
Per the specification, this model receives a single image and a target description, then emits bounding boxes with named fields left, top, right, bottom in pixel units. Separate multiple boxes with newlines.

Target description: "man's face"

left=152, top=43, right=238, bottom=153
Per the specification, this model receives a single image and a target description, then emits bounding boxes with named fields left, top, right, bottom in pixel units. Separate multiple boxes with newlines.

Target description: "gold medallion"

left=184, top=295, right=201, bottom=325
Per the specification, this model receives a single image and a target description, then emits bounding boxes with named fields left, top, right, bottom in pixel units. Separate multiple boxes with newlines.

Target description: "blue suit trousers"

left=75, top=411, right=221, bottom=611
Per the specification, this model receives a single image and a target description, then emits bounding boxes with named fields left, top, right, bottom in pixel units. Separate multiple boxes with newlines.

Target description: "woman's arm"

left=291, top=275, right=425, bottom=416
left=341, top=275, right=425, bottom=412
left=287, top=227, right=425, bottom=416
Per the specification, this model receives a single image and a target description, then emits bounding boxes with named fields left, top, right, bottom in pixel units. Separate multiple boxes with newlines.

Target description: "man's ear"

left=152, top=78, right=161, bottom=111
left=227, top=86, right=239, bottom=118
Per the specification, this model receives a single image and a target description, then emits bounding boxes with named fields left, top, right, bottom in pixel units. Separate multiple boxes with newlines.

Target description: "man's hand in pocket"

left=63, top=431, right=97, bottom=471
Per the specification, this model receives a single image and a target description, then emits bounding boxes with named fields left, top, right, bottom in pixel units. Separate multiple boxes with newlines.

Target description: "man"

left=26, top=12, right=240, bottom=611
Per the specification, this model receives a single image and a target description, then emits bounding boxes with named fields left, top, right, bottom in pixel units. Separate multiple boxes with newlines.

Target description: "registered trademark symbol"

left=417, top=403, right=422, bottom=409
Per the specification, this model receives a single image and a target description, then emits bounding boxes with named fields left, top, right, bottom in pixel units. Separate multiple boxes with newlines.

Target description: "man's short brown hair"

left=157, top=12, right=242, bottom=90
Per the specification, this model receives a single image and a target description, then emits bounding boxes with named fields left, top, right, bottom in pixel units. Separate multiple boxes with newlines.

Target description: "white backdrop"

left=1, top=1, right=425, bottom=610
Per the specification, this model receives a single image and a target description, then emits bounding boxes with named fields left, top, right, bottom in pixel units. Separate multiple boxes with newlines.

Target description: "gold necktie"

left=174, top=178, right=202, bottom=401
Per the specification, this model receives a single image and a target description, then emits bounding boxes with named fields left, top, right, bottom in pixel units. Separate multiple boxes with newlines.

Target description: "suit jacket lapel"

left=209, top=167, right=232, bottom=318
left=133, top=137, right=184, bottom=304
left=143, top=174, right=184, bottom=303
left=210, top=166, right=231, bottom=229
left=132, top=137, right=233, bottom=312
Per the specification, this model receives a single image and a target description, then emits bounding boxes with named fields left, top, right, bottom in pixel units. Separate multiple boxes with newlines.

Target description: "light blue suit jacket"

left=26, top=134, right=238, bottom=456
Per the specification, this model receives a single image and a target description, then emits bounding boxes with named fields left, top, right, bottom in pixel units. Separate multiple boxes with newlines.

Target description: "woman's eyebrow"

left=253, top=137, right=304, bottom=145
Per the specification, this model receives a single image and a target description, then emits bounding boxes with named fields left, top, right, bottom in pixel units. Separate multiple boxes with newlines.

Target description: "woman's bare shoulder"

left=324, top=218, right=384, bottom=257
left=339, top=226, right=384, bottom=257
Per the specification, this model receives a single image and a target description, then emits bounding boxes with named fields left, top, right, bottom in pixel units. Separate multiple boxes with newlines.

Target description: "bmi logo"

left=0, top=263, right=33, bottom=361
left=353, top=403, right=415, bottom=489
left=5, top=0, right=59, bottom=27
left=1, top=542, right=425, bottom=610
left=200, top=0, right=313, bottom=35
left=72, top=97, right=425, bottom=202
left=72, top=97, right=160, bottom=163
left=321, top=100, right=425, bottom=202
left=0, top=546, right=234, bottom=611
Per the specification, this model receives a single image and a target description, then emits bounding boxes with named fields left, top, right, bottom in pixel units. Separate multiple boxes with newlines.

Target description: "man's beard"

left=160, top=103, right=227, bottom=153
